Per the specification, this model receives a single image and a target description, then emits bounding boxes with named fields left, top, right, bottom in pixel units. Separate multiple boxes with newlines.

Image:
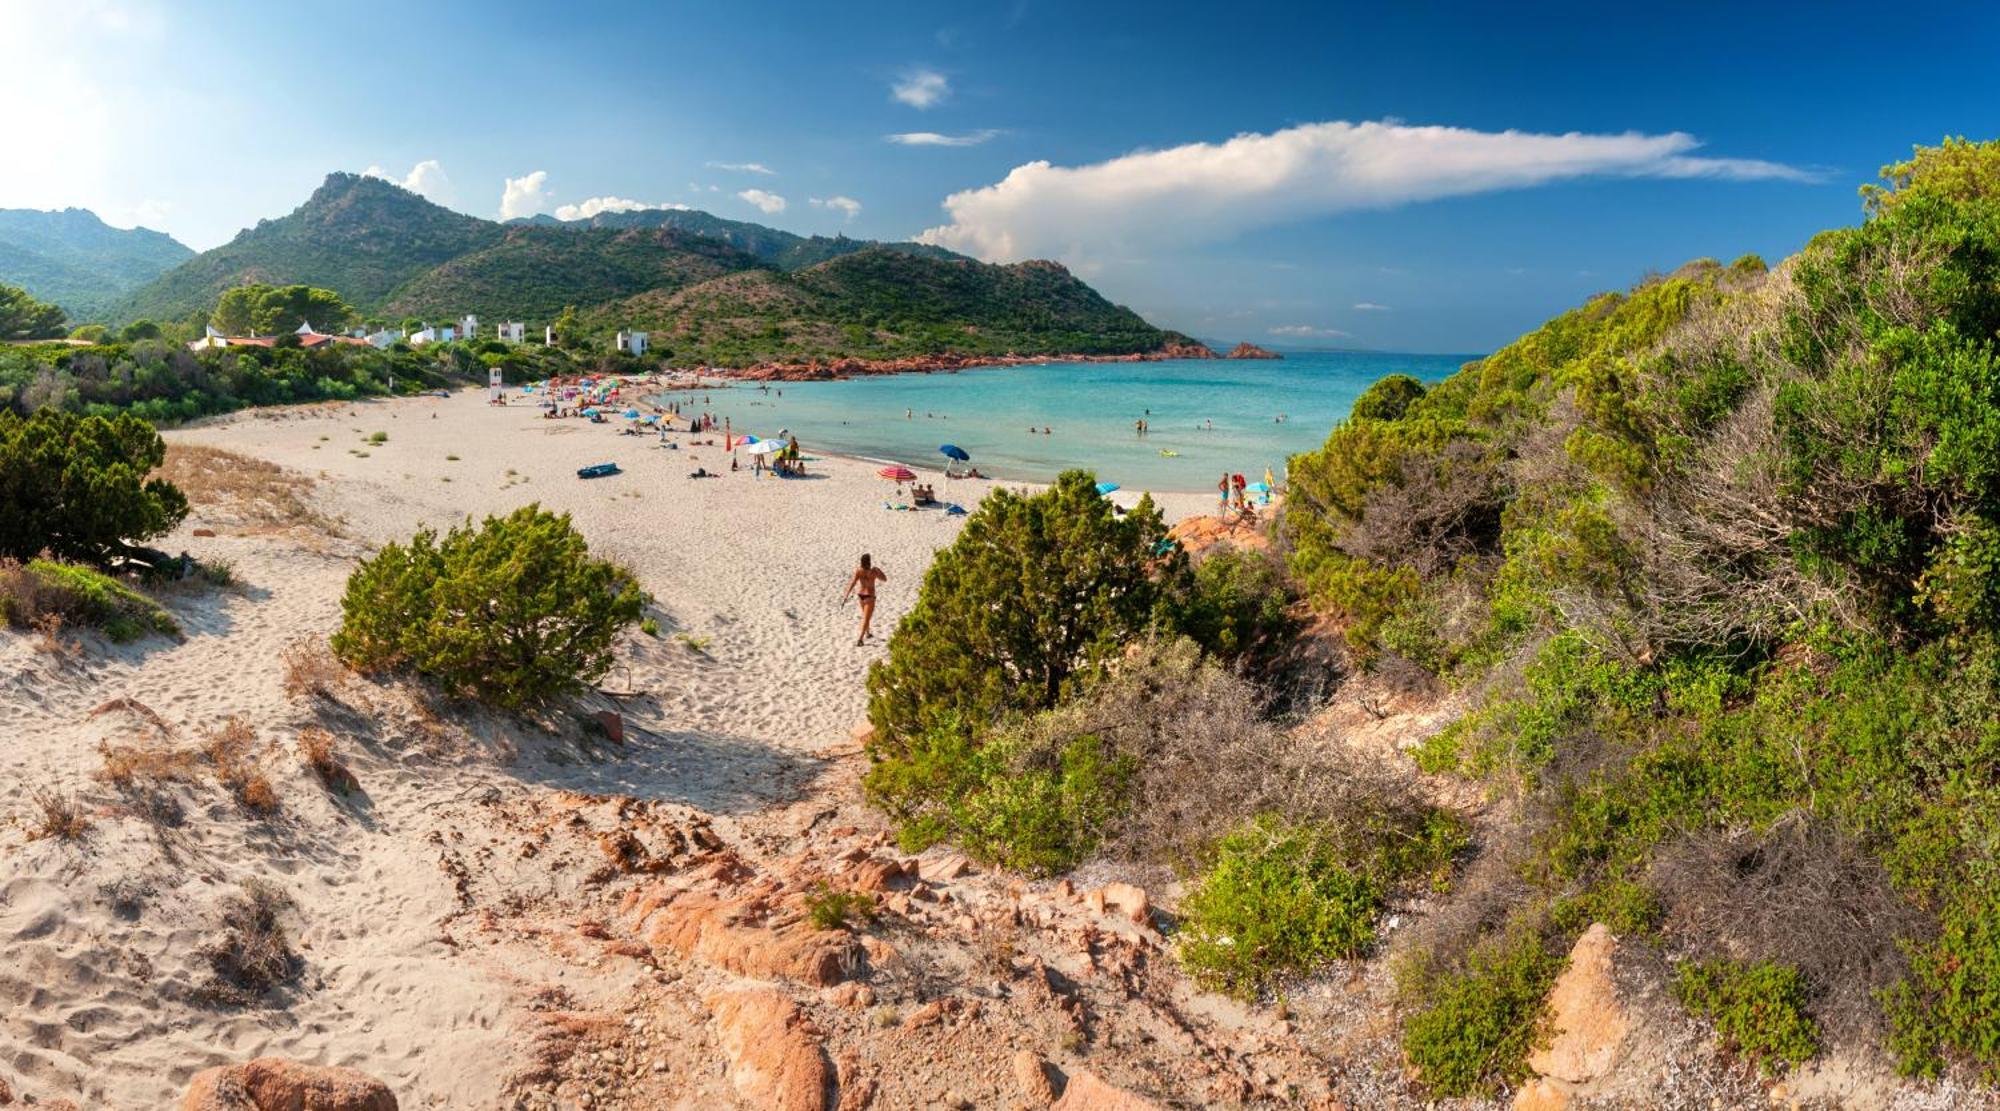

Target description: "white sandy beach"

left=0, top=387, right=1218, bottom=1108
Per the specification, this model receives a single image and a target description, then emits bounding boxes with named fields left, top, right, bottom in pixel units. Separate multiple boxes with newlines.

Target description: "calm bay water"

left=678, top=350, right=1476, bottom=493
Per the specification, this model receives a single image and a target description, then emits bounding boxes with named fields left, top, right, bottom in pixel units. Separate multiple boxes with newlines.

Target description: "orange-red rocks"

left=1051, top=1068, right=1163, bottom=1111
left=181, top=1058, right=397, bottom=1111
left=630, top=887, right=860, bottom=986
left=1100, top=883, right=1151, bottom=925
left=707, top=988, right=835, bottom=1111
left=1014, top=1051, right=1059, bottom=1105
left=1223, top=342, right=1282, bottom=359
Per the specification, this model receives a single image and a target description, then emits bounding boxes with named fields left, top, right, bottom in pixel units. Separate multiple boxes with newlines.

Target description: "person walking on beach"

left=844, top=554, right=888, bottom=646
left=1218, top=473, right=1231, bottom=511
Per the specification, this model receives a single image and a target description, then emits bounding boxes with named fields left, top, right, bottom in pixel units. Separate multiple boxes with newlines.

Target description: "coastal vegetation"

left=855, top=138, right=2000, bottom=1097
left=1277, top=136, right=2000, bottom=1092
left=1, top=281, right=67, bottom=340
left=0, top=408, right=187, bottom=563
left=331, top=505, right=646, bottom=709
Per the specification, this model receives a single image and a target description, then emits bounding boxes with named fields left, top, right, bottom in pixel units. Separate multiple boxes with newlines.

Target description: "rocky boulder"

left=706, top=988, right=835, bottom=1111
left=181, top=1058, right=397, bottom=1110
left=1513, top=923, right=1630, bottom=1109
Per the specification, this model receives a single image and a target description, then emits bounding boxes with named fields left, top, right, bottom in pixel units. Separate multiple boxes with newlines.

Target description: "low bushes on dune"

left=331, top=504, right=645, bottom=710
left=0, top=557, right=179, bottom=643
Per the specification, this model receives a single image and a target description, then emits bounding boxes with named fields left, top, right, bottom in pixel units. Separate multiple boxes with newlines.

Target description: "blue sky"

left=6, top=0, right=1996, bottom=350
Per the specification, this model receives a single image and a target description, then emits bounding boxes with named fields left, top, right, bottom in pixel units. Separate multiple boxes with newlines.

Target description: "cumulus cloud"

left=499, top=170, right=552, bottom=220
left=892, top=68, right=948, bottom=108
left=811, top=195, right=862, bottom=220
left=886, top=129, right=1000, bottom=147
left=916, top=120, right=1819, bottom=263
left=1270, top=324, right=1350, bottom=339
left=1353, top=301, right=1391, bottom=311
left=553, top=196, right=692, bottom=221
left=707, top=161, right=776, bottom=175
left=737, top=189, right=787, bottom=214
left=364, top=159, right=454, bottom=205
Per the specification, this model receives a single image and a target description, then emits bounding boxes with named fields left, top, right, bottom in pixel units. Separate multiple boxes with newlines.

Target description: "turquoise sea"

left=675, top=350, right=1477, bottom=493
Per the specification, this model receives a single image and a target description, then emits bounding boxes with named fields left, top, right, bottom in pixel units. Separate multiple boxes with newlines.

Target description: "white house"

left=497, top=321, right=525, bottom=343
left=365, top=328, right=401, bottom=349
left=409, top=324, right=439, bottom=346
left=188, top=324, right=230, bottom=351
left=616, top=329, right=649, bottom=357
left=459, top=314, right=479, bottom=340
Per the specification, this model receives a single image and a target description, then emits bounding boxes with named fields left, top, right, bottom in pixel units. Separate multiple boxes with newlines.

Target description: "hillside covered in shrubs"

left=860, top=138, right=2000, bottom=1097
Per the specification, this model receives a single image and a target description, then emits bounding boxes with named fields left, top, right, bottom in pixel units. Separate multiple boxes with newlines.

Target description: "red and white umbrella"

left=877, top=465, right=917, bottom=482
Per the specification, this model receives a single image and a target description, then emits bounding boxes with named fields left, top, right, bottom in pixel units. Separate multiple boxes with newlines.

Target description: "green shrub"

left=1400, top=927, right=1562, bottom=1098
left=330, top=504, right=643, bottom=708
left=865, top=471, right=1183, bottom=823
left=804, top=885, right=878, bottom=931
left=366, top=431, right=387, bottom=444
left=1179, top=546, right=1299, bottom=672
left=639, top=616, right=660, bottom=637
left=1674, top=959, right=1820, bottom=1074
left=1887, top=889, right=2000, bottom=1080
left=1176, top=817, right=1385, bottom=997
left=1, top=558, right=179, bottom=641
left=0, top=409, right=188, bottom=563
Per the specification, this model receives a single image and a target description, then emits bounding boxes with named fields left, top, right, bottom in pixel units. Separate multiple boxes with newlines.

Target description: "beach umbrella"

left=879, top=465, right=917, bottom=481
left=622, top=408, right=640, bottom=418
left=938, top=444, right=970, bottom=461
left=748, top=440, right=786, bottom=456
left=1095, top=482, right=1120, bottom=495
left=1247, top=481, right=1272, bottom=493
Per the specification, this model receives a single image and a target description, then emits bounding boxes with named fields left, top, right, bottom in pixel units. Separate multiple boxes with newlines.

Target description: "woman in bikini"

left=843, top=553, right=888, bottom=645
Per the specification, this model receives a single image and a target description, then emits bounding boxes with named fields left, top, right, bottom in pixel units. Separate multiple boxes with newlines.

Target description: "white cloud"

left=737, top=189, right=788, bottom=215
left=892, top=68, right=949, bottom=108
left=1270, top=324, right=1350, bottom=339
left=364, top=159, right=454, bottom=205
left=706, top=161, right=776, bottom=175
left=499, top=170, right=552, bottom=220
left=916, top=120, right=1819, bottom=263
left=887, top=129, right=1000, bottom=147
left=553, top=196, right=692, bottom=221
left=1353, top=301, right=1391, bottom=311
left=811, top=196, right=863, bottom=220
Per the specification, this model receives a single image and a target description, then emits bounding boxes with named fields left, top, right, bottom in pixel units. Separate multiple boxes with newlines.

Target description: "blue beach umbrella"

left=622, top=408, right=640, bottom=418
left=582, top=407, right=600, bottom=416
left=1095, top=482, right=1120, bottom=495
left=939, top=444, right=970, bottom=461
left=1248, top=481, right=1272, bottom=493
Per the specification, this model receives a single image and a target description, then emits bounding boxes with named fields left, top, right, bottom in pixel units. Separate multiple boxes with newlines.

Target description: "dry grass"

left=25, top=788, right=91, bottom=842
left=296, top=727, right=358, bottom=793
left=280, top=635, right=346, bottom=701
left=99, top=739, right=201, bottom=789
left=158, top=444, right=343, bottom=536
left=194, top=879, right=301, bottom=1006
left=201, top=717, right=278, bottom=815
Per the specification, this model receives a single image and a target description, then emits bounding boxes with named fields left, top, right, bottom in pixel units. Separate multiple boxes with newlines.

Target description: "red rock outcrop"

left=1223, top=342, right=1281, bottom=359
left=181, top=1058, right=397, bottom=1111
left=626, top=884, right=861, bottom=986
left=706, top=988, right=836, bottom=1111
left=1051, top=1068, right=1163, bottom=1111
left=725, top=343, right=1220, bottom=382
left=1513, top=923, right=1630, bottom=1110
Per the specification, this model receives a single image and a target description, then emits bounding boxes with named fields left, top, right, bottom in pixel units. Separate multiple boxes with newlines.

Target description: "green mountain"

left=380, top=224, right=765, bottom=321
left=116, top=173, right=504, bottom=323
left=588, top=248, right=1183, bottom=365
left=0, top=208, right=192, bottom=321
left=514, top=208, right=962, bottom=270
left=115, top=172, right=1182, bottom=362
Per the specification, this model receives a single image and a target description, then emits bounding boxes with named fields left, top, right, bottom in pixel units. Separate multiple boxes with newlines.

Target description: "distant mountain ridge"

left=512, top=207, right=965, bottom=270
left=0, top=208, right=193, bottom=320
left=110, top=172, right=1186, bottom=365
